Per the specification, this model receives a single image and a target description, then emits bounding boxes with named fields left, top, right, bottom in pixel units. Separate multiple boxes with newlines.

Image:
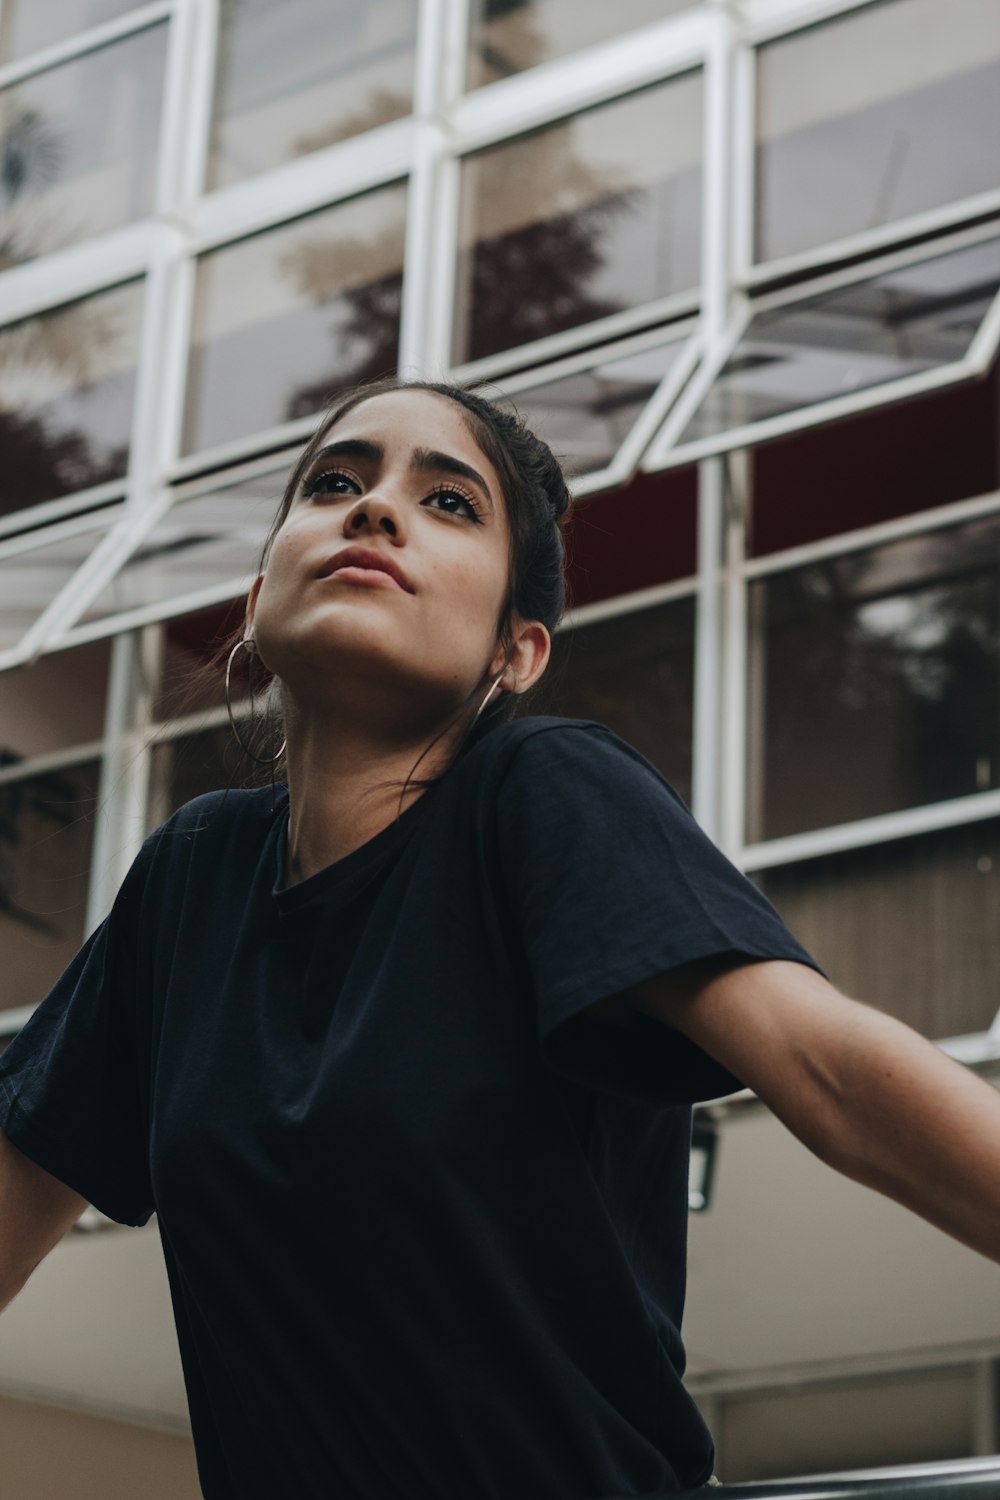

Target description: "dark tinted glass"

left=0, top=25, right=166, bottom=266
left=748, top=514, right=1000, bottom=841
left=453, top=76, right=702, bottom=366
left=0, top=282, right=142, bottom=517
left=0, top=759, right=98, bottom=1014
left=530, top=596, right=695, bottom=804
left=0, top=642, right=109, bottom=760
left=184, top=186, right=407, bottom=454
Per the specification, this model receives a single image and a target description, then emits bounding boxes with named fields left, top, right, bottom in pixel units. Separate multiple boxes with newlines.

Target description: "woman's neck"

left=281, top=715, right=454, bottom=885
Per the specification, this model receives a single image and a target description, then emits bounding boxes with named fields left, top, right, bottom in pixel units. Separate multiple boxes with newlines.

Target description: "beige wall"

left=0, top=1394, right=201, bottom=1500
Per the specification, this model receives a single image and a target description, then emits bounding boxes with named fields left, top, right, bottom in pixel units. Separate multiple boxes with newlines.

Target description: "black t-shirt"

left=0, top=718, right=821, bottom=1500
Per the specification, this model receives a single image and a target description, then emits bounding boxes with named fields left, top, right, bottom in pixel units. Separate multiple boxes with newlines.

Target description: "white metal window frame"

left=642, top=218, right=1000, bottom=473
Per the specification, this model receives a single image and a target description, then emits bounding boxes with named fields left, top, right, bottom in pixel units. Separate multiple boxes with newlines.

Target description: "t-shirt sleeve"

left=0, top=842, right=155, bottom=1226
left=496, top=722, right=826, bottom=1106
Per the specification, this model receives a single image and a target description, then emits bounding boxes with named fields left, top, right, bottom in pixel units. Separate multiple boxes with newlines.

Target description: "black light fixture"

left=689, top=1115, right=719, bottom=1212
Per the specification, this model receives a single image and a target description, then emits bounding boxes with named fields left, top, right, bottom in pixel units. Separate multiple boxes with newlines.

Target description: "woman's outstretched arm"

left=625, top=959, right=1000, bottom=1265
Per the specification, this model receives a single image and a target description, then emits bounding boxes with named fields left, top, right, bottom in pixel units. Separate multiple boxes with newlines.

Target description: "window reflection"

left=453, top=76, right=702, bottom=366
left=0, top=25, right=166, bottom=265
left=0, top=760, right=98, bottom=1014
left=466, top=0, right=695, bottom=89
left=747, top=515, right=1000, bottom=842
left=207, top=0, right=417, bottom=190
left=184, top=185, right=407, bottom=454
left=0, top=642, right=109, bottom=762
left=156, top=603, right=252, bottom=721
left=530, top=597, right=694, bottom=804
left=756, top=820, right=1000, bottom=1041
left=0, top=511, right=120, bottom=652
left=148, top=725, right=251, bottom=833
left=0, top=283, right=142, bottom=517
left=756, top=0, right=1000, bottom=263
left=0, top=1, right=139, bottom=63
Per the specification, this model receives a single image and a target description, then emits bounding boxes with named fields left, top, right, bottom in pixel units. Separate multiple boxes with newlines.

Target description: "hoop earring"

left=473, top=672, right=505, bottom=725
left=225, top=638, right=286, bottom=765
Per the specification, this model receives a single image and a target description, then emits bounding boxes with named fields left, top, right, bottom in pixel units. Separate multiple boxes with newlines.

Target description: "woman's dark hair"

left=230, top=376, right=572, bottom=765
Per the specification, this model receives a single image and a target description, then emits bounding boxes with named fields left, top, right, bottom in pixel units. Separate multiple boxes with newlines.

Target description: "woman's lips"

left=317, top=547, right=414, bottom=593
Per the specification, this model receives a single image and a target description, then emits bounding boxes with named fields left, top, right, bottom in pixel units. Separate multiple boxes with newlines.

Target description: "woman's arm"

left=624, top=959, right=1000, bottom=1265
left=0, top=1131, right=87, bottom=1312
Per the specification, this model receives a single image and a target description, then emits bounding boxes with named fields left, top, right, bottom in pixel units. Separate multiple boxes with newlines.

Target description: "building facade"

left=0, top=0, right=998, bottom=1491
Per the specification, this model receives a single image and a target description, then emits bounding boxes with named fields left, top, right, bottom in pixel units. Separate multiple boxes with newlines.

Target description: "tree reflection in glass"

left=748, top=516, right=1000, bottom=842
left=453, top=76, right=702, bottom=366
left=0, top=25, right=166, bottom=266
left=467, top=0, right=695, bottom=89
left=0, top=282, right=142, bottom=519
left=184, top=185, right=407, bottom=455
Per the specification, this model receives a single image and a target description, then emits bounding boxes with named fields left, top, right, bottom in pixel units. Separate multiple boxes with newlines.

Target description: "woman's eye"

left=424, top=488, right=482, bottom=523
left=302, top=470, right=359, bottom=498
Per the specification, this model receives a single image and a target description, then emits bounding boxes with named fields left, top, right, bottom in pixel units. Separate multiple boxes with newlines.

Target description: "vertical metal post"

left=690, top=7, right=736, bottom=842
left=85, top=627, right=161, bottom=933
left=398, top=0, right=464, bottom=377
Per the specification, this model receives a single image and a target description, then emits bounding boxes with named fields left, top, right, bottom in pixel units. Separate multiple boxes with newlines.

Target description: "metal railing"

left=664, top=1457, right=1000, bottom=1499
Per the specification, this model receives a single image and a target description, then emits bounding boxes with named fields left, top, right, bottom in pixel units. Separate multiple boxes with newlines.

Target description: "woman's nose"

left=342, top=492, right=405, bottom=542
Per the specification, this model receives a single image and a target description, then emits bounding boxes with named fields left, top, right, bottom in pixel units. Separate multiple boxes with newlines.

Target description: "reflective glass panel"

left=0, top=25, right=167, bottom=266
left=506, top=336, right=688, bottom=479
left=0, top=2, right=139, bottom=62
left=0, top=759, right=98, bottom=1014
left=466, top=0, right=695, bottom=89
left=529, top=596, right=694, bottom=803
left=564, top=468, right=698, bottom=608
left=756, top=0, right=1000, bottom=264
left=0, top=511, right=119, bottom=652
left=156, top=601, right=253, bottom=719
left=750, top=359, right=1000, bottom=556
left=184, top=185, right=407, bottom=454
left=148, top=724, right=259, bottom=832
left=679, top=237, right=1000, bottom=448
left=756, top=819, right=1000, bottom=1040
left=0, top=281, right=142, bottom=517
left=747, top=514, right=1000, bottom=843
left=0, top=641, right=109, bottom=761
left=453, top=75, right=702, bottom=366
left=207, top=0, right=417, bottom=190
left=80, top=472, right=282, bottom=628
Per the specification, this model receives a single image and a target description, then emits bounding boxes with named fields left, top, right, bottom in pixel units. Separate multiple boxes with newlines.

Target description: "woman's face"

left=249, top=390, right=542, bottom=731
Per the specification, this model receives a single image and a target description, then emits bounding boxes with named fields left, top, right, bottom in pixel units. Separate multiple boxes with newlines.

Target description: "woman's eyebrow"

left=310, top=438, right=383, bottom=466
left=412, top=448, right=494, bottom=511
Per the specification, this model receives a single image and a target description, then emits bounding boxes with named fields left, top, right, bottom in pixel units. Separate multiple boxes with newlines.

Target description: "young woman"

left=0, top=380, right=998, bottom=1500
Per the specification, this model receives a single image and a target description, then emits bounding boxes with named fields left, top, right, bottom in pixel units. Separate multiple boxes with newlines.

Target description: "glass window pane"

left=0, top=283, right=142, bottom=518
left=0, top=26, right=167, bottom=265
left=466, top=0, right=695, bottom=90
left=184, top=185, right=407, bottom=454
left=564, top=468, right=697, bottom=609
left=148, top=724, right=251, bottom=832
left=507, top=336, right=688, bottom=479
left=680, top=237, right=1000, bottom=448
left=750, top=358, right=1000, bottom=556
left=0, top=642, right=109, bottom=761
left=453, top=76, right=702, bottom=366
left=0, top=511, right=119, bottom=653
left=755, top=819, right=1000, bottom=1040
left=0, top=760, right=99, bottom=1015
left=156, top=601, right=250, bottom=720
left=529, top=596, right=694, bottom=803
left=0, top=2, right=140, bottom=63
left=207, top=0, right=417, bottom=189
left=756, top=0, right=1000, bottom=264
left=80, top=471, right=281, bottom=629
left=747, top=514, right=1000, bottom=843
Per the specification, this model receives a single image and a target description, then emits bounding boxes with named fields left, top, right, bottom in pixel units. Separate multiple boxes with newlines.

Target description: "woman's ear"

left=496, top=619, right=551, bottom=695
left=244, top=575, right=265, bottom=637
